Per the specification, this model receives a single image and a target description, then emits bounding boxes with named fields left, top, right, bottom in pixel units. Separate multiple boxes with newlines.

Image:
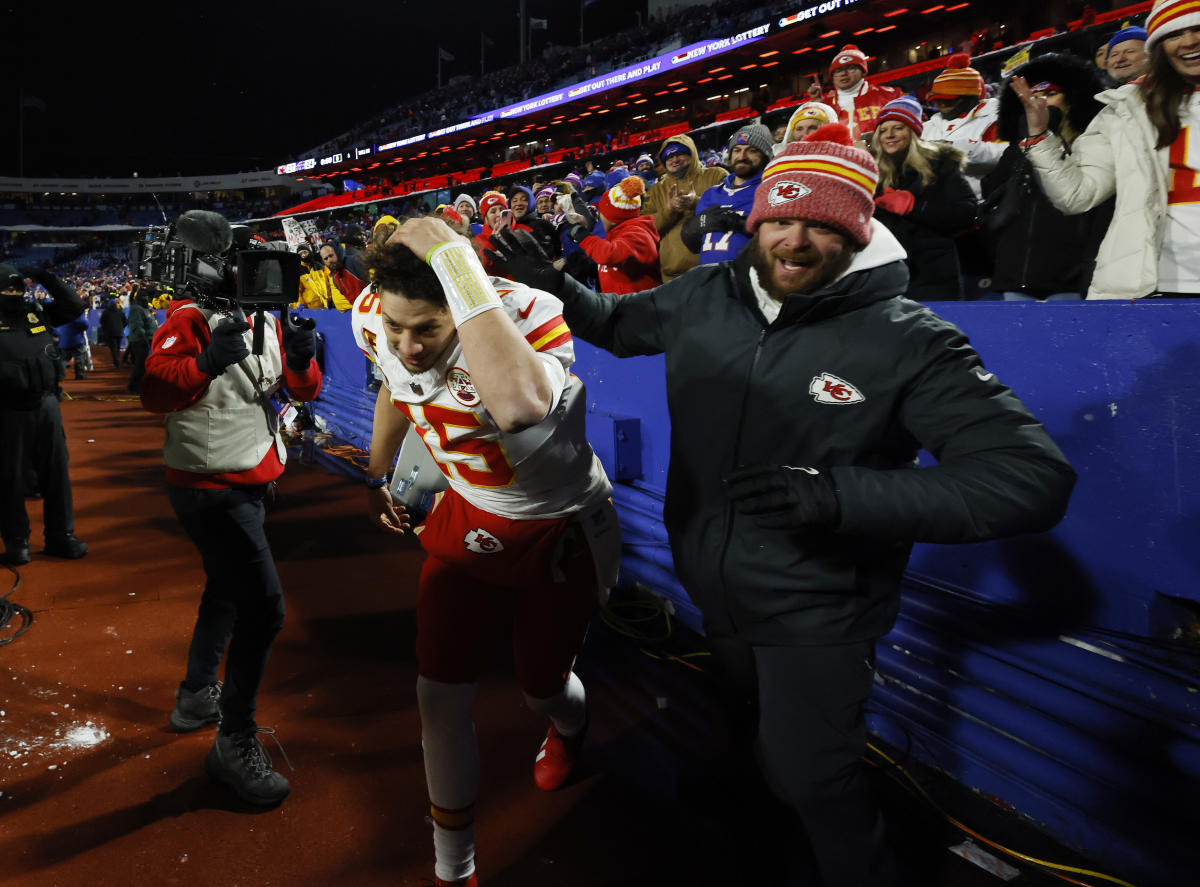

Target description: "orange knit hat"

left=597, top=176, right=646, bottom=225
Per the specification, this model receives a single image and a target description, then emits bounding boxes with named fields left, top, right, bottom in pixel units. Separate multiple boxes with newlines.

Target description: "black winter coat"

left=981, top=142, right=1115, bottom=298
left=557, top=226, right=1076, bottom=645
left=873, top=145, right=977, bottom=301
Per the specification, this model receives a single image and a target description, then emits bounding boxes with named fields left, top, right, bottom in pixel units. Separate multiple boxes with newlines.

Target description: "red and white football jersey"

left=351, top=277, right=612, bottom=519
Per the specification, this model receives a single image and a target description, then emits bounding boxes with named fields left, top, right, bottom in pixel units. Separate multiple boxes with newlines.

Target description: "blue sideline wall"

left=307, top=301, right=1200, bottom=887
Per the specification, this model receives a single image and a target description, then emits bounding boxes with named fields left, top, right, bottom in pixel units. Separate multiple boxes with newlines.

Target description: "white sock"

left=417, top=676, right=478, bottom=881
left=524, top=670, right=586, bottom=736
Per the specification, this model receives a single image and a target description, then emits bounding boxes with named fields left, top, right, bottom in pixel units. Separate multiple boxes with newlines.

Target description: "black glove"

left=485, top=227, right=565, bottom=294
left=566, top=222, right=592, bottom=245
left=698, top=207, right=747, bottom=236
left=281, top=312, right=317, bottom=372
left=195, top=318, right=251, bottom=377
left=724, top=465, right=841, bottom=531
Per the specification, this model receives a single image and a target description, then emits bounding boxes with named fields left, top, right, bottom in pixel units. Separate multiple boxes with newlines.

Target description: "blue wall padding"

left=310, top=300, right=1200, bottom=886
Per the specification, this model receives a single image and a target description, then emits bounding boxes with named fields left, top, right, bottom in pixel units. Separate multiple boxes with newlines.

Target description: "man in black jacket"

left=487, top=128, right=1076, bottom=886
left=0, top=264, right=89, bottom=565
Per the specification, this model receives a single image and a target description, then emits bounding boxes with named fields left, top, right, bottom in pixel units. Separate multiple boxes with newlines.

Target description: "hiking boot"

left=1, top=538, right=30, bottom=566
left=169, top=681, right=222, bottom=732
left=205, top=726, right=291, bottom=805
left=533, top=716, right=587, bottom=792
left=44, top=534, right=87, bottom=559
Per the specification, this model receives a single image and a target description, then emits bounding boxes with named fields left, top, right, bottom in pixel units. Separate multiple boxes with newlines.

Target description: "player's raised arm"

left=390, top=218, right=555, bottom=432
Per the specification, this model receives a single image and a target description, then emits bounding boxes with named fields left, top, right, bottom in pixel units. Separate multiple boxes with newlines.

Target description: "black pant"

left=127, top=340, right=149, bottom=393
left=0, top=394, right=75, bottom=545
left=100, top=336, right=121, bottom=368
left=167, top=484, right=286, bottom=735
left=707, top=635, right=894, bottom=887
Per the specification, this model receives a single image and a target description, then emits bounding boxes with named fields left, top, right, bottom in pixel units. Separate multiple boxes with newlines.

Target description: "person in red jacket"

left=562, top=176, right=661, bottom=294
left=141, top=278, right=322, bottom=807
left=824, top=44, right=902, bottom=140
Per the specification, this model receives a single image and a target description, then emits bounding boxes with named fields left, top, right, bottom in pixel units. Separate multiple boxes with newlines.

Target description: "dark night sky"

left=7, top=0, right=635, bottom=180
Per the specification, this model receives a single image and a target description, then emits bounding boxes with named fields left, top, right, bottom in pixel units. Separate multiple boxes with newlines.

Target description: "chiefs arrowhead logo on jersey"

left=446, top=367, right=479, bottom=407
left=464, top=528, right=504, bottom=554
left=767, top=181, right=812, bottom=206
left=809, top=372, right=865, bottom=405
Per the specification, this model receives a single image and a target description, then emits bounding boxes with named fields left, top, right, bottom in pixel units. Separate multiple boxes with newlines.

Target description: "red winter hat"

left=829, top=45, right=868, bottom=75
left=746, top=123, right=877, bottom=247
left=597, top=175, right=646, bottom=225
left=927, top=53, right=984, bottom=100
left=478, top=190, right=508, bottom=217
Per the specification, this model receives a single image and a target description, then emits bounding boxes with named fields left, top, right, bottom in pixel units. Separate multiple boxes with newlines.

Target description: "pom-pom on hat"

left=598, top=175, right=647, bottom=225
left=1146, top=1, right=1200, bottom=52
left=928, top=53, right=985, bottom=100
left=829, top=44, right=868, bottom=75
left=746, top=123, right=877, bottom=247
left=875, top=95, right=925, bottom=135
left=478, top=191, right=508, bottom=218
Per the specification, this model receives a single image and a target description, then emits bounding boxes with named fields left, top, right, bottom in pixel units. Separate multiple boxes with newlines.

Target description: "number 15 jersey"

left=351, top=278, right=612, bottom=520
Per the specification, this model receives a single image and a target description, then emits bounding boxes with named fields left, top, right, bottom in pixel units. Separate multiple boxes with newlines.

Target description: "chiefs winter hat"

left=789, top=102, right=839, bottom=130
left=1146, top=0, right=1200, bottom=52
left=875, top=95, right=924, bottom=135
left=829, top=45, right=868, bottom=75
left=478, top=191, right=508, bottom=217
left=598, top=175, right=647, bottom=225
left=728, top=123, right=774, bottom=158
left=928, top=53, right=985, bottom=100
left=746, top=124, right=877, bottom=248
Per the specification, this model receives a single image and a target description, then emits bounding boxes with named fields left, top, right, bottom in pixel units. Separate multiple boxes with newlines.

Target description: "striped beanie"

left=830, top=44, right=868, bottom=75
left=478, top=190, right=507, bottom=218
left=927, top=53, right=985, bottom=100
left=875, top=95, right=924, bottom=135
left=563, top=171, right=584, bottom=193
left=1146, top=0, right=1200, bottom=51
left=746, top=123, right=877, bottom=247
left=598, top=175, right=647, bottom=224
left=534, top=185, right=556, bottom=204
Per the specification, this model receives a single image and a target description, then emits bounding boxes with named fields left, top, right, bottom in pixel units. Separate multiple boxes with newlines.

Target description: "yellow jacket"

left=295, top=267, right=352, bottom=311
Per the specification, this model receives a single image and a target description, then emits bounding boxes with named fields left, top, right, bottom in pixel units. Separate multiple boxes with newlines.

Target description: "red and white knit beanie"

left=927, top=53, right=984, bottom=100
left=746, top=124, right=877, bottom=247
left=478, top=191, right=508, bottom=217
left=1146, top=0, right=1200, bottom=52
left=830, top=45, right=868, bottom=75
left=597, top=175, right=646, bottom=225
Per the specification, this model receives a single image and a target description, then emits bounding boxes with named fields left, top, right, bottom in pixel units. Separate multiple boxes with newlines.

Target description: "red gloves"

left=875, top=188, right=915, bottom=215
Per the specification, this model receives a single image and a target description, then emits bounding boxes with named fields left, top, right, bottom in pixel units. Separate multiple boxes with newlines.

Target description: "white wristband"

left=426, top=241, right=503, bottom=326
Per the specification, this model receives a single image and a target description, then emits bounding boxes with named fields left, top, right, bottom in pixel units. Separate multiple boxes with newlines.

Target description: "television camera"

left=129, top=210, right=313, bottom=354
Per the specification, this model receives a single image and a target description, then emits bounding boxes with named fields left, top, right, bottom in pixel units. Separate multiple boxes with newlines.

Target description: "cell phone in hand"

left=500, top=209, right=516, bottom=230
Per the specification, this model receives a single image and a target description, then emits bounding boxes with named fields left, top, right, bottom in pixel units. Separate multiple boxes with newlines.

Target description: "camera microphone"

left=176, top=210, right=234, bottom=255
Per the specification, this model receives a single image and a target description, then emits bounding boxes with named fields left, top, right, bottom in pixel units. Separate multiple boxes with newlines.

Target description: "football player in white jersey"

left=354, top=217, right=619, bottom=887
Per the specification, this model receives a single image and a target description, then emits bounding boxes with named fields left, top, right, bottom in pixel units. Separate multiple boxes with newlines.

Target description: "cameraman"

left=140, top=269, right=321, bottom=806
left=0, top=263, right=89, bottom=566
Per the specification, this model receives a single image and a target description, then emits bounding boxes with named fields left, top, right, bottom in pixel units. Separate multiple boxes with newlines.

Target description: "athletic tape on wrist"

left=426, top=241, right=502, bottom=325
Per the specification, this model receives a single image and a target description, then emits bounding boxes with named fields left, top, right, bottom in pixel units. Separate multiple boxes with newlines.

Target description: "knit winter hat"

left=746, top=124, right=877, bottom=247
left=875, top=95, right=924, bottom=135
left=597, top=175, right=646, bottom=225
left=604, top=167, right=630, bottom=188
left=478, top=191, right=508, bottom=217
left=927, top=53, right=985, bottom=100
left=727, top=123, right=774, bottom=159
left=534, top=185, right=556, bottom=204
left=452, top=193, right=477, bottom=215
left=659, top=141, right=691, bottom=161
left=636, top=153, right=655, bottom=167
left=1146, top=1, right=1200, bottom=52
left=563, top=171, right=584, bottom=192
left=829, top=45, right=868, bottom=75
left=789, top=102, right=839, bottom=130
left=1107, top=25, right=1149, bottom=54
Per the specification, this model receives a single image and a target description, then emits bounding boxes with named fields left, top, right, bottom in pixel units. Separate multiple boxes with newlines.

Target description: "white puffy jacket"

left=1025, top=83, right=1166, bottom=300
